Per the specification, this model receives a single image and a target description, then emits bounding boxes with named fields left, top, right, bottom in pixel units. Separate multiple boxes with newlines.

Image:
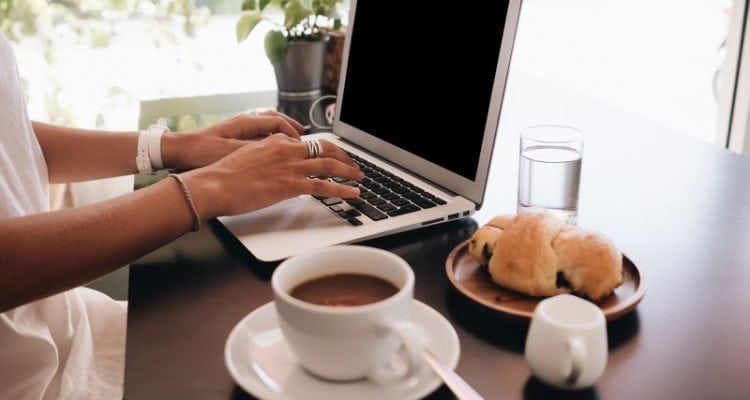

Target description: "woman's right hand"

left=180, top=134, right=363, bottom=220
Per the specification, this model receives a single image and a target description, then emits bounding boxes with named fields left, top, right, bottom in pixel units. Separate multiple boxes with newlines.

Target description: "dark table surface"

left=124, top=71, right=750, bottom=399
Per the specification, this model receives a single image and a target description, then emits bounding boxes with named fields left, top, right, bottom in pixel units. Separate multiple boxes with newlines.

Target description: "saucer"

left=224, top=300, right=460, bottom=400
left=446, top=240, right=646, bottom=321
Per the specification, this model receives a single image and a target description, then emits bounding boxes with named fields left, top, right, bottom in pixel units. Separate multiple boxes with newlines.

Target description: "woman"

left=0, top=31, right=361, bottom=399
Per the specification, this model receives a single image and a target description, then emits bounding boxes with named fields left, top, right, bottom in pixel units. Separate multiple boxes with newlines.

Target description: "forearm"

left=33, top=121, right=139, bottom=183
left=0, top=178, right=196, bottom=312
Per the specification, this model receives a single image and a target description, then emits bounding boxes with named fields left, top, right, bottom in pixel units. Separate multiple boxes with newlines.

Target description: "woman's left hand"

left=161, top=110, right=306, bottom=170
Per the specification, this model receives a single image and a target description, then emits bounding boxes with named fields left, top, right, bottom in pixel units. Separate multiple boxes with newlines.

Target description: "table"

left=124, top=70, right=750, bottom=399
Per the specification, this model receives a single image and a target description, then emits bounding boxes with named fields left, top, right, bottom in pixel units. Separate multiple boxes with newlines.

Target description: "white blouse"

left=0, top=32, right=126, bottom=400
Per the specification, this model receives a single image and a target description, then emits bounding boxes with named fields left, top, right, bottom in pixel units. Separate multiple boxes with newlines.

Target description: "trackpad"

left=220, top=196, right=345, bottom=236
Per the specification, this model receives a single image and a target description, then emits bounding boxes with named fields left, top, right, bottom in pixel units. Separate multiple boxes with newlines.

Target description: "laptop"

left=219, top=0, right=521, bottom=261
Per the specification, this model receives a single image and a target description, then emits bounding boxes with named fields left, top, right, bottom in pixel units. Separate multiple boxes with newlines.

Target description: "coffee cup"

left=271, top=245, right=426, bottom=382
left=524, top=294, right=607, bottom=389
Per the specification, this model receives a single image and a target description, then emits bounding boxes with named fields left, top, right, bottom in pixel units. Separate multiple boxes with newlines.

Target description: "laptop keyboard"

left=314, top=152, right=447, bottom=226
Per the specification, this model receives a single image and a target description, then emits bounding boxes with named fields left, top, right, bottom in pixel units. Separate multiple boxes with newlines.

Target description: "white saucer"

left=224, top=300, right=460, bottom=400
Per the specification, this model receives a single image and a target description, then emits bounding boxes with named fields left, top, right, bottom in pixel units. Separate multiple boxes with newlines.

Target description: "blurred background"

left=0, top=0, right=736, bottom=299
left=0, top=0, right=737, bottom=172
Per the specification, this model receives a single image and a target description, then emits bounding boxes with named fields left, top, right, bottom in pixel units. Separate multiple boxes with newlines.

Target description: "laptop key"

left=362, top=180, right=380, bottom=190
left=433, top=197, right=447, bottom=205
left=392, top=198, right=410, bottom=207
left=322, top=197, right=342, bottom=206
left=345, top=198, right=365, bottom=206
left=347, top=217, right=363, bottom=226
left=343, top=209, right=362, bottom=218
left=382, top=170, right=397, bottom=179
left=387, top=205, right=420, bottom=217
left=381, top=192, right=400, bottom=201
left=381, top=180, right=400, bottom=190
left=367, top=197, right=386, bottom=206
left=377, top=203, right=397, bottom=212
left=403, top=191, right=422, bottom=200
left=353, top=203, right=388, bottom=221
left=411, top=197, right=437, bottom=208
left=391, top=185, right=410, bottom=194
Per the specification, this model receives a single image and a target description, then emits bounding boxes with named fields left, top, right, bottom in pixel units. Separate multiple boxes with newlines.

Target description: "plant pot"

left=273, top=38, right=329, bottom=99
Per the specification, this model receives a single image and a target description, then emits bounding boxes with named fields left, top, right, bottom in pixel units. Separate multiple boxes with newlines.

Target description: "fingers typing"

left=259, top=110, right=305, bottom=134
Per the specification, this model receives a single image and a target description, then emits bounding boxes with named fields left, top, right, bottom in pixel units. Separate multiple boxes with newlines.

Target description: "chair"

left=138, top=90, right=278, bottom=130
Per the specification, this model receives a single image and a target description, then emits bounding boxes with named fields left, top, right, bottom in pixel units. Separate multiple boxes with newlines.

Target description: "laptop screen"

left=338, top=1, right=510, bottom=181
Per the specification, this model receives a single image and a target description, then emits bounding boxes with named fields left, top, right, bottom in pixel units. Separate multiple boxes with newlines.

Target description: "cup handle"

left=565, top=337, right=587, bottom=385
left=367, top=320, right=427, bottom=383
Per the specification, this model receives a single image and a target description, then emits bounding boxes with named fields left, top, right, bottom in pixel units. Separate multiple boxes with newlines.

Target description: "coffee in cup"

left=290, top=273, right=399, bottom=307
left=272, top=245, right=426, bottom=382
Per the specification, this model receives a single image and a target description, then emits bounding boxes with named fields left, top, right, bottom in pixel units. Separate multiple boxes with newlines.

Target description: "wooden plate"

left=445, top=240, right=646, bottom=322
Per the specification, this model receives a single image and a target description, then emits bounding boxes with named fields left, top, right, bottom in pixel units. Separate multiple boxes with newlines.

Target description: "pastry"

left=467, top=209, right=623, bottom=300
left=486, top=211, right=568, bottom=297
left=467, top=215, right=513, bottom=265
left=552, top=226, right=623, bottom=300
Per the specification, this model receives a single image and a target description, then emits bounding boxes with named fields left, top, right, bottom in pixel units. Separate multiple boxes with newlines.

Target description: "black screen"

left=339, top=1, right=509, bottom=180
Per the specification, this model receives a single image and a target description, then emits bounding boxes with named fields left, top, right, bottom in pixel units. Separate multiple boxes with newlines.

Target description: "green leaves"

left=312, top=0, right=340, bottom=17
left=283, top=0, right=311, bottom=29
left=236, top=11, right=262, bottom=43
left=241, top=0, right=255, bottom=11
left=264, top=30, right=288, bottom=64
left=243, top=0, right=274, bottom=11
left=238, top=0, right=341, bottom=63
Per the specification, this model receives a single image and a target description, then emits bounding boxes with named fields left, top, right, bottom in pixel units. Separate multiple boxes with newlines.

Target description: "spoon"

left=423, top=349, right=485, bottom=400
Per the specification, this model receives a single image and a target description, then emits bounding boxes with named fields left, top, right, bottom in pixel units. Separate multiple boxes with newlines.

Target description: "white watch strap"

left=146, top=119, right=168, bottom=170
left=136, top=129, right=154, bottom=174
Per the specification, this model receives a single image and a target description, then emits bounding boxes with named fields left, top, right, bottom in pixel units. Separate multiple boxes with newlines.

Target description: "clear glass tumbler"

left=517, top=125, right=584, bottom=225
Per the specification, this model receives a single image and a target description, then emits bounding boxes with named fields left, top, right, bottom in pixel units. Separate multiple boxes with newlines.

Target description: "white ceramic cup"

left=524, top=294, right=607, bottom=389
left=271, top=245, right=425, bottom=382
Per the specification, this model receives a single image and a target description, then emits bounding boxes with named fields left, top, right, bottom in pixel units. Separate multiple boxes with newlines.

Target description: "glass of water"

left=517, top=125, right=584, bottom=225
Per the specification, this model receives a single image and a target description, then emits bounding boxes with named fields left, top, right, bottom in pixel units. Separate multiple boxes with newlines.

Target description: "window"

left=3, top=0, right=272, bottom=131
left=512, top=0, right=734, bottom=149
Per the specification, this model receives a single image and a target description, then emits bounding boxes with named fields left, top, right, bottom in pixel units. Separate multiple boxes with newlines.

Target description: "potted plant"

left=236, top=0, right=343, bottom=98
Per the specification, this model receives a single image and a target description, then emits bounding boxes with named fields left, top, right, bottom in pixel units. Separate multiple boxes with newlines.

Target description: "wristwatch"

left=136, top=118, right=169, bottom=174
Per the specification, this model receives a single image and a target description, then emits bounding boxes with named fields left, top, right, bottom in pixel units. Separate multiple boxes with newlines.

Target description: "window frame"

left=719, top=0, right=750, bottom=155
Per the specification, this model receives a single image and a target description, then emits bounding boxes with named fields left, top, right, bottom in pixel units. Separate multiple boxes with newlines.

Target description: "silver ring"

left=306, top=139, right=322, bottom=159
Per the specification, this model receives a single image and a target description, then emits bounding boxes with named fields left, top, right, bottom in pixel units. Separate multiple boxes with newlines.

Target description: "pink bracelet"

left=168, top=174, right=202, bottom=232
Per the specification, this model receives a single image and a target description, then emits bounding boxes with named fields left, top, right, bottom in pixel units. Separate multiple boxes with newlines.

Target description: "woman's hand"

left=161, top=110, right=305, bottom=170
left=180, top=134, right=363, bottom=219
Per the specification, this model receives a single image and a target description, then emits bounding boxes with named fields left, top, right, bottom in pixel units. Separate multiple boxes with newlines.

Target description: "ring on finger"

left=306, top=139, right=322, bottom=159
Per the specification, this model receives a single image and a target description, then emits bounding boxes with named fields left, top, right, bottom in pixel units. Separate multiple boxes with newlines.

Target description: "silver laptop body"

left=219, top=0, right=522, bottom=261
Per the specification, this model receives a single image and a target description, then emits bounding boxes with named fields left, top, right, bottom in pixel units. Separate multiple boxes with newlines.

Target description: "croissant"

left=467, top=209, right=623, bottom=301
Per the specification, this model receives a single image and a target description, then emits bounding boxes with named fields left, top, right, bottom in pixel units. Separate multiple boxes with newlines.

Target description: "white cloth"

left=0, top=33, right=126, bottom=399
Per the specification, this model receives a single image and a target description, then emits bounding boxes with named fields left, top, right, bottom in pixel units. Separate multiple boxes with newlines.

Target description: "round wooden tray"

left=445, top=240, right=646, bottom=321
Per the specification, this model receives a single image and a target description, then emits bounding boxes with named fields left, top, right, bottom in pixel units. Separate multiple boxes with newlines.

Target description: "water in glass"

left=518, top=145, right=582, bottom=225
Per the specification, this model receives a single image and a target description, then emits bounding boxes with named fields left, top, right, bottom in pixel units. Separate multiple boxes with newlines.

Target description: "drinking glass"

left=517, top=125, right=584, bottom=225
